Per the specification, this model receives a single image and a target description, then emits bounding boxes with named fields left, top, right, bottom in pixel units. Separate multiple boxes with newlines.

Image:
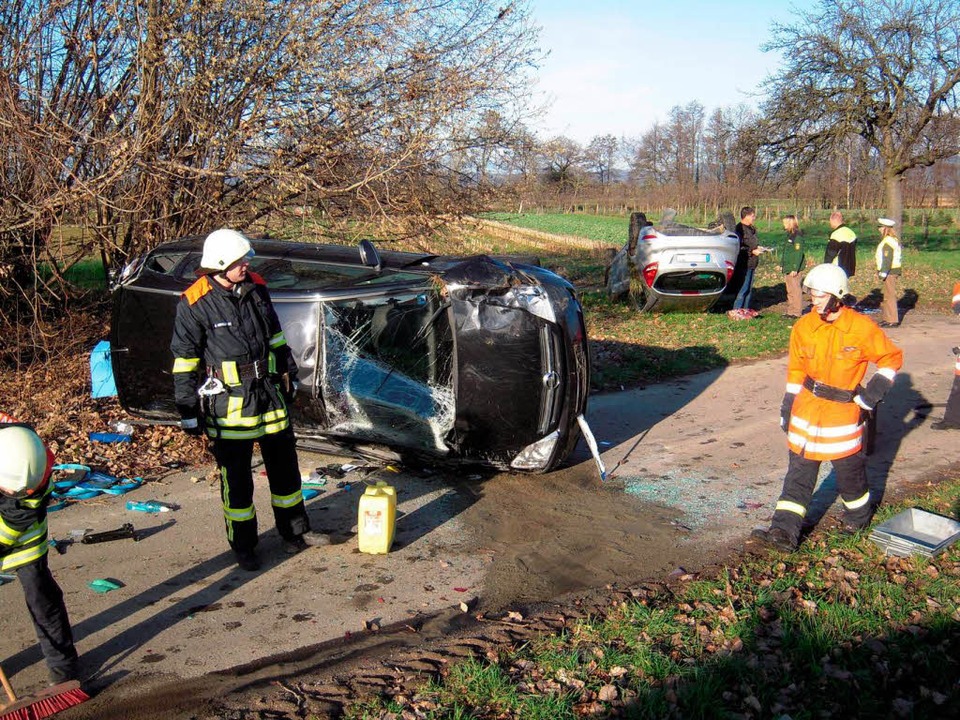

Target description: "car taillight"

left=642, top=262, right=658, bottom=287
left=725, top=260, right=735, bottom=284
left=641, top=231, right=657, bottom=242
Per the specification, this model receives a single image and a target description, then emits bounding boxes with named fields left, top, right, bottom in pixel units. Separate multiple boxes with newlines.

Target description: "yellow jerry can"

left=358, top=482, right=396, bottom=554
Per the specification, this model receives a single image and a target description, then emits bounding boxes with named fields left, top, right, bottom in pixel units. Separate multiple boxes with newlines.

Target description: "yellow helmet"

left=0, top=425, right=51, bottom=497
left=803, top=263, right=850, bottom=298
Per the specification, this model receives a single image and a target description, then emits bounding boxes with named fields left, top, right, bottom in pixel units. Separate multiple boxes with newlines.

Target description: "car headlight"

left=510, top=431, right=560, bottom=471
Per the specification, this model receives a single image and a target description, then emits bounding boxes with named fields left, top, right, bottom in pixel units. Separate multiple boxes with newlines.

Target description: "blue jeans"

left=734, top=267, right=755, bottom=310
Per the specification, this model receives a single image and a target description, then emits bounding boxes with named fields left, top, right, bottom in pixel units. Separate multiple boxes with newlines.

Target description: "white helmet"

left=0, top=425, right=51, bottom=497
left=199, top=229, right=254, bottom=272
left=803, top=263, right=850, bottom=298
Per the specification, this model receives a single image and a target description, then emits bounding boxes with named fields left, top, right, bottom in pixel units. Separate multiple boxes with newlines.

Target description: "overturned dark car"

left=110, top=237, right=590, bottom=472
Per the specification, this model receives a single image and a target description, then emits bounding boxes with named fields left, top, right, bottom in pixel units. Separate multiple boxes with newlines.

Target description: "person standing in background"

left=875, top=218, right=902, bottom=327
left=733, top=206, right=761, bottom=310
left=931, top=281, right=960, bottom=430
left=825, top=211, right=857, bottom=278
left=780, top=215, right=806, bottom=318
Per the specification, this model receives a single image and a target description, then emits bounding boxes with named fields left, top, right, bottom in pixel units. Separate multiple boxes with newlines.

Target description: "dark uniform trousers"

left=771, top=451, right=872, bottom=544
left=211, top=426, right=310, bottom=552
left=17, top=555, right=78, bottom=679
left=944, top=374, right=960, bottom=426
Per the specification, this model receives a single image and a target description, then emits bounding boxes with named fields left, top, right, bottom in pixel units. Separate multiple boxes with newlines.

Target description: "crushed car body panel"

left=110, top=238, right=590, bottom=472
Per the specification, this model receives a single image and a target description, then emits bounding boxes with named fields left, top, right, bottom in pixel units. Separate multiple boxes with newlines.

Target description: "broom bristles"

left=0, top=681, right=89, bottom=720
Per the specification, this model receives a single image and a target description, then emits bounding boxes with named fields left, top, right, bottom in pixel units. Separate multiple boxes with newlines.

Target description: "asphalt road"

left=2, top=311, right=957, bottom=711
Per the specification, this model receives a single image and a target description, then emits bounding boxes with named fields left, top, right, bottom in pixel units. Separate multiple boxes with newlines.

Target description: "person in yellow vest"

left=750, top=264, right=903, bottom=551
left=170, top=229, right=330, bottom=571
left=931, top=281, right=960, bottom=430
left=0, top=415, right=80, bottom=685
left=825, top=211, right=857, bottom=278
left=875, top=217, right=902, bottom=327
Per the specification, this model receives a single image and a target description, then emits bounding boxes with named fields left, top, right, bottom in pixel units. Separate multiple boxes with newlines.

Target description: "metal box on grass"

left=869, top=508, right=960, bottom=558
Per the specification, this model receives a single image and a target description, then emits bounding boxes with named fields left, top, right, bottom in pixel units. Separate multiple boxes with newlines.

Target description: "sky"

left=529, top=0, right=817, bottom=144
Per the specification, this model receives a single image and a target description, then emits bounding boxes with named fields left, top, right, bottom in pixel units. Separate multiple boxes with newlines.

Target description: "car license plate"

left=677, top=253, right=709, bottom=263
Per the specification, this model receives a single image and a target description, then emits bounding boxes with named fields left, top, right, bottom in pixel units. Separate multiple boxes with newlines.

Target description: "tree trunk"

left=884, top=171, right=904, bottom=229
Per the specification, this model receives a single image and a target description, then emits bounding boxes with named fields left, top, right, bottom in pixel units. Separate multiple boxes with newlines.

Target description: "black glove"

left=279, top=373, right=298, bottom=403
left=180, top=417, right=203, bottom=436
left=780, top=392, right=796, bottom=433
left=855, top=374, right=894, bottom=411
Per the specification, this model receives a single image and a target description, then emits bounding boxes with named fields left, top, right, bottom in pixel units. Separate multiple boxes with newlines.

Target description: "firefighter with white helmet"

left=170, top=229, right=330, bottom=572
left=751, top=264, right=903, bottom=551
left=0, top=414, right=79, bottom=684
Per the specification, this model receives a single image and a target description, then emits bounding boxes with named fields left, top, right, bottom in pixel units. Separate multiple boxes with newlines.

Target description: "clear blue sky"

left=530, top=0, right=816, bottom=143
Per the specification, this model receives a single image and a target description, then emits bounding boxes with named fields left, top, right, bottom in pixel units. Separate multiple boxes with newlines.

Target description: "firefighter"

left=170, top=229, right=330, bottom=571
left=931, top=281, right=960, bottom=430
left=0, top=415, right=80, bottom=684
left=875, top=217, right=902, bottom=327
left=824, top=211, right=857, bottom=278
left=751, top=264, right=904, bottom=551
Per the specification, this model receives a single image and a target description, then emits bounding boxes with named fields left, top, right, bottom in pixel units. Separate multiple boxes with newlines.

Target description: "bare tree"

left=761, top=0, right=960, bottom=227
left=583, top=134, right=619, bottom=186
left=539, top=135, right=583, bottom=193
left=0, top=0, right=542, bottom=327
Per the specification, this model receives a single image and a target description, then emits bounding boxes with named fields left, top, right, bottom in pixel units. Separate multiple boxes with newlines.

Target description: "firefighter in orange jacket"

left=931, top=281, right=960, bottom=430
left=751, top=264, right=903, bottom=551
left=0, top=414, right=79, bottom=684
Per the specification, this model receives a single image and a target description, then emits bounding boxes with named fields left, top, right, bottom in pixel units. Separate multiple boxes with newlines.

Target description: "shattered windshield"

left=318, top=290, right=456, bottom=453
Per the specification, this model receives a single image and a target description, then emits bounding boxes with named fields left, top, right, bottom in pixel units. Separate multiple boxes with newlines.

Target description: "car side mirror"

left=359, top=239, right=382, bottom=273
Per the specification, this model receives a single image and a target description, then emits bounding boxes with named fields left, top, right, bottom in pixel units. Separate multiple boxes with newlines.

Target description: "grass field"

left=346, top=469, right=960, bottom=719
left=481, top=210, right=960, bottom=389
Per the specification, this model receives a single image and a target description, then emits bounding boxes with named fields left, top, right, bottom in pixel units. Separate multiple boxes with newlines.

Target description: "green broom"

left=0, top=665, right=89, bottom=720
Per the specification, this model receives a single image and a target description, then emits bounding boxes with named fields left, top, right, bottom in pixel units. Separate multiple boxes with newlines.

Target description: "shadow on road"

left=805, top=372, right=930, bottom=527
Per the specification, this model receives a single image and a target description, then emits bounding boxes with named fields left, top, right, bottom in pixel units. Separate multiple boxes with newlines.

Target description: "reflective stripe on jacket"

left=875, top=236, right=902, bottom=275
left=952, top=281, right=960, bottom=314
left=170, top=272, right=297, bottom=440
left=785, top=308, right=903, bottom=461
left=0, top=483, right=51, bottom=571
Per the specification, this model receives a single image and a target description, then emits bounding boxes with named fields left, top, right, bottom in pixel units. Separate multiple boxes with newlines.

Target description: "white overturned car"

left=606, top=210, right=741, bottom=312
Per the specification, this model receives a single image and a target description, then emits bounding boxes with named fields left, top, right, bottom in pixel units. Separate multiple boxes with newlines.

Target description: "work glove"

left=180, top=417, right=203, bottom=437
left=878, top=272, right=888, bottom=280
left=780, top=392, right=796, bottom=433
left=279, top=373, right=299, bottom=404
left=854, top=373, right=894, bottom=411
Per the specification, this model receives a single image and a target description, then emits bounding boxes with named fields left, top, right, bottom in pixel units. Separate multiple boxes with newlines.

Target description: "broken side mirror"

left=359, top=239, right=382, bottom=273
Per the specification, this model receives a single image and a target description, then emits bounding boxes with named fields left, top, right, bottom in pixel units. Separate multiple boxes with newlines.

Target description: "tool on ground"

left=0, top=664, right=89, bottom=720
left=80, top=523, right=138, bottom=544
left=576, top=414, right=607, bottom=481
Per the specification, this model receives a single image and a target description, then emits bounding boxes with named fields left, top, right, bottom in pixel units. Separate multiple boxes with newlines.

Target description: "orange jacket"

left=785, top=308, right=903, bottom=460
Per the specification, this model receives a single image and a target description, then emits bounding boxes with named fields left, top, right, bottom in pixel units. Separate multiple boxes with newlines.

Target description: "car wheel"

left=628, top=212, right=647, bottom=253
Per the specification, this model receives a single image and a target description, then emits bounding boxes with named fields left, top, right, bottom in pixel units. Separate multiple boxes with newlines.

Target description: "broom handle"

left=0, top=665, right=17, bottom=705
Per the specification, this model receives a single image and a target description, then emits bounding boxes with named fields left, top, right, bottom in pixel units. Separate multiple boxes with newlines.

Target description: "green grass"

left=346, top=472, right=960, bottom=720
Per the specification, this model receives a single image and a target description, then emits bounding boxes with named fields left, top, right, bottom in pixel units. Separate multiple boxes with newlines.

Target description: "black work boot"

left=749, top=527, right=797, bottom=552
left=234, top=549, right=261, bottom=571
left=283, top=531, right=331, bottom=554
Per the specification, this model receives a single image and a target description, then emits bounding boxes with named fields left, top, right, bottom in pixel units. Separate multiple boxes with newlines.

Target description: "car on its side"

left=606, top=210, right=740, bottom=312
left=110, top=237, right=590, bottom=473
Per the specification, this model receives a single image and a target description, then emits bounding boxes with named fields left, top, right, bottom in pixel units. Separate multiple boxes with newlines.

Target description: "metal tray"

left=869, top=508, right=960, bottom=558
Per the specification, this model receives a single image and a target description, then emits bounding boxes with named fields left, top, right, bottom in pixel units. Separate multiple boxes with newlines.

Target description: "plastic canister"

left=357, top=483, right=396, bottom=554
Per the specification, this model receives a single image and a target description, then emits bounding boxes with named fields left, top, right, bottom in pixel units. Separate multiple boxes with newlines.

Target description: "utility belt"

left=209, top=358, right=270, bottom=385
left=802, top=376, right=858, bottom=403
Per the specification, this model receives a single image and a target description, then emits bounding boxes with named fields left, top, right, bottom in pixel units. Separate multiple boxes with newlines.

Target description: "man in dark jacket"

left=170, top=229, right=329, bottom=571
left=0, top=415, right=79, bottom=684
left=825, top=211, right=857, bottom=278
left=733, top=206, right=761, bottom=310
